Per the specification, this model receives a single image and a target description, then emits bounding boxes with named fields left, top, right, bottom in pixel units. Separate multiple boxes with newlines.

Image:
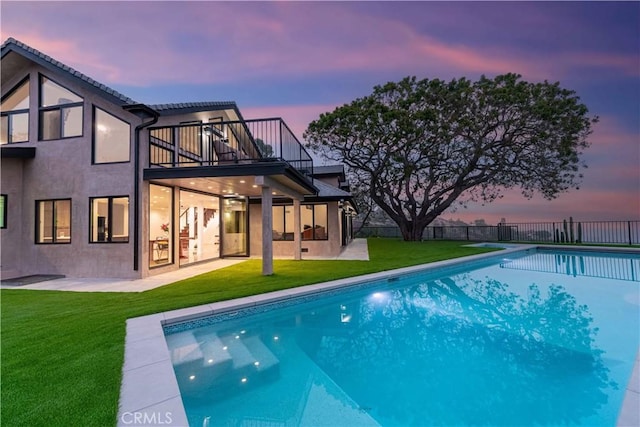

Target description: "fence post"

left=466, top=227, right=469, bottom=241
left=629, top=221, right=632, bottom=246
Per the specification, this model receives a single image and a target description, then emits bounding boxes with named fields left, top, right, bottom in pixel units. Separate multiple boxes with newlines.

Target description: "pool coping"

left=117, top=244, right=640, bottom=427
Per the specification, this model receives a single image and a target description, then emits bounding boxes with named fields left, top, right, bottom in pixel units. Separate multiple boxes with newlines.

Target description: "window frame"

left=89, top=196, right=129, bottom=243
left=272, top=204, right=294, bottom=241
left=92, top=106, right=131, bottom=164
left=0, top=194, right=7, bottom=229
left=35, top=198, right=72, bottom=244
left=301, top=203, right=329, bottom=241
left=38, top=74, right=84, bottom=141
left=1, top=76, right=30, bottom=144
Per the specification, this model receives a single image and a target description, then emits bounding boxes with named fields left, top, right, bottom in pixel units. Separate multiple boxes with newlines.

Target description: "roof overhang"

left=143, top=161, right=317, bottom=200
left=1, top=146, right=36, bottom=159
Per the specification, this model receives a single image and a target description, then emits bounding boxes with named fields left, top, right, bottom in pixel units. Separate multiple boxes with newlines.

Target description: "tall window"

left=93, top=107, right=131, bottom=163
left=0, top=195, right=6, bottom=229
left=272, top=205, right=295, bottom=241
left=1, top=78, right=29, bottom=144
left=149, top=184, right=172, bottom=266
left=39, top=76, right=83, bottom=140
left=90, top=196, right=129, bottom=242
left=301, top=204, right=328, bottom=240
left=36, top=199, right=71, bottom=244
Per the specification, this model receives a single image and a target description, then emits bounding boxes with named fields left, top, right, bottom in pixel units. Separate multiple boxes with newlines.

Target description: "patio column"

left=261, top=185, right=273, bottom=275
left=293, top=199, right=301, bottom=260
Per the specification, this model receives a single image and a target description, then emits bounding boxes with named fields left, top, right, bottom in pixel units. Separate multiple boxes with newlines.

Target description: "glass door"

left=222, top=197, right=248, bottom=256
left=179, top=190, right=220, bottom=266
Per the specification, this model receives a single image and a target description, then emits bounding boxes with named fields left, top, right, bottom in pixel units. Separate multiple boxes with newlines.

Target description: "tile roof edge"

left=1, top=37, right=137, bottom=105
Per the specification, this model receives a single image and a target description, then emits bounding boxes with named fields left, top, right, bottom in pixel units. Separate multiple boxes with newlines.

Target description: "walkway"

left=0, top=239, right=370, bottom=293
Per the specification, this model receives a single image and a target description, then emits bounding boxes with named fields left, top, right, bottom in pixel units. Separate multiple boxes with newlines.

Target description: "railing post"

left=173, top=127, right=179, bottom=167
left=628, top=221, right=632, bottom=246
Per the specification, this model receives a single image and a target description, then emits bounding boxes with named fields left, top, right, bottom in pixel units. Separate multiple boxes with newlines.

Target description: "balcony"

left=148, top=118, right=314, bottom=177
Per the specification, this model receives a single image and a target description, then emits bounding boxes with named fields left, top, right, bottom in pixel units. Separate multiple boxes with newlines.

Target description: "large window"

left=1, top=78, right=29, bottom=144
left=149, top=184, right=172, bottom=266
left=93, top=107, right=131, bottom=163
left=39, top=76, right=83, bottom=140
left=272, top=205, right=295, bottom=241
left=0, top=195, right=6, bottom=229
left=36, top=199, right=71, bottom=244
left=90, top=196, right=129, bottom=242
left=301, top=204, right=328, bottom=240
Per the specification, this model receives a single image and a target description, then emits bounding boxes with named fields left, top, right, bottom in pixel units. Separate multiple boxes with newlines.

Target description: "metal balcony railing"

left=148, top=118, right=314, bottom=176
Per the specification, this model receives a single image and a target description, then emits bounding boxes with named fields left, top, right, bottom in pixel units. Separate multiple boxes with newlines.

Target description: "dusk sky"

left=2, top=1, right=638, bottom=224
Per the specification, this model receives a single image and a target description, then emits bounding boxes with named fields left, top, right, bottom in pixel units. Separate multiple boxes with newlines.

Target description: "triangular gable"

left=1, top=37, right=137, bottom=107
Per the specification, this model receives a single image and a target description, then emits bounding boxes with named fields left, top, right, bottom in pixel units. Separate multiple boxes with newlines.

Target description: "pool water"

left=165, top=249, right=640, bottom=426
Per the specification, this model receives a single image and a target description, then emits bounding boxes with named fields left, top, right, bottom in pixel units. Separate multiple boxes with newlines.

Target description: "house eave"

left=0, top=146, right=36, bottom=159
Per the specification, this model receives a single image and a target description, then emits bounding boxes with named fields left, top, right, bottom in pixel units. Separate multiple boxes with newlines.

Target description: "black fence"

left=357, top=220, right=640, bottom=245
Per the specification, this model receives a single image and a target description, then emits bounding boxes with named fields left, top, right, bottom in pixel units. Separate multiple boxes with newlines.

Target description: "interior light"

left=235, top=335, right=240, bottom=339
left=189, top=375, right=196, bottom=380
left=241, top=377, right=247, bottom=383
left=208, top=359, right=214, bottom=364
left=189, top=181, right=195, bottom=185
left=222, top=346, right=228, bottom=351
left=273, top=336, right=279, bottom=341
left=240, top=330, right=246, bottom=334
left=97, top=124, right=108, bottom=133
left=252, top=185, right=258, bottom=188
left=254, top=361, right=260, bottom=367
left=239, top=180, right=246, bottom=184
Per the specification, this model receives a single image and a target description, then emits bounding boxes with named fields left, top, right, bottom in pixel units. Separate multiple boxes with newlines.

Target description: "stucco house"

left=0, top=38, right=356, bottom=280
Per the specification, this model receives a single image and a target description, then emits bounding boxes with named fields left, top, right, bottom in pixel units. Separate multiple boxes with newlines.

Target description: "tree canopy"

left=304, top=73, right=597, bottom=240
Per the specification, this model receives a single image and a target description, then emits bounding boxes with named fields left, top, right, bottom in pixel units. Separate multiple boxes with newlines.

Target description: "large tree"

left=304, top=74, right=597, bottom=240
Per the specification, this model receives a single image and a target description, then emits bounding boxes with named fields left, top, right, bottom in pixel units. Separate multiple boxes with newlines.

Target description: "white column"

left=293, top=199, right=301, bottom=260
left=261, top=185, right=273, bottom=275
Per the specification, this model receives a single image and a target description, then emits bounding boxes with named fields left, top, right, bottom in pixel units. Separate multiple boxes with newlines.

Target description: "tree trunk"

left=398, top=220, right=428, bottom=241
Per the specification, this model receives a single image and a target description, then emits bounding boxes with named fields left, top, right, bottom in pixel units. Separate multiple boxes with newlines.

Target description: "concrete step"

left=166, top=330, right=203, bottom=367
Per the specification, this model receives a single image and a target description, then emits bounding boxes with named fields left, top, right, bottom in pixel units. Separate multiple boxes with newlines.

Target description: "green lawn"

left=1, top=239, right=496, bottom=427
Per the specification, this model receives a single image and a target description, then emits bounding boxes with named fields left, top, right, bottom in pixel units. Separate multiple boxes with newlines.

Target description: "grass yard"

left=1, top=239, right=496, bottom=426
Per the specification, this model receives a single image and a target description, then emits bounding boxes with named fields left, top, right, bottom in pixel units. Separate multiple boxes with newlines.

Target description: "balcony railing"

left=148, top=118, right=313, bottom=176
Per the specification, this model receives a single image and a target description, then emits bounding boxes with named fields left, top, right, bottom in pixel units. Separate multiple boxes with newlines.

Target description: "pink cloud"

left=241, top=103, right=340, bottom=141
left=1, top=1, right=636, bottom=91
left=1, top=32, right=124, bottom=82
left=6, top=2, right=634, bottom=87
left=447, top=187, right=639, bottom=224
left=564, top=52, right=640, bottom=77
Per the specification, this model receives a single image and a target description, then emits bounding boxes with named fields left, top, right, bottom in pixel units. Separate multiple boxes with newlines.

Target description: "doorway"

left=179, top=190, right=220, bottom=265
left=221, top=197, right=248, bottom=256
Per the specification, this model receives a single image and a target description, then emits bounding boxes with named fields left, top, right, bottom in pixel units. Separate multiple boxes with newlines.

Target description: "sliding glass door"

left=179, top=190, right=220, bottom=266
left=222, top=197, right=248, bottom=256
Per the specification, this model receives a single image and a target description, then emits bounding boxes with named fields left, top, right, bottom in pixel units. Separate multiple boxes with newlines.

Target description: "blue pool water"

left=164, top=249, right=640, bottom=426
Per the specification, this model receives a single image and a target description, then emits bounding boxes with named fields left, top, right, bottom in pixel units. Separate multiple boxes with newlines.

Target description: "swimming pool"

left=161, top=247, right=639, bottom=426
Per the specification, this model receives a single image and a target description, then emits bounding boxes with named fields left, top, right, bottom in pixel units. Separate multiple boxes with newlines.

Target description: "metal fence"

left=357, top=220, right=640, bottom=245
